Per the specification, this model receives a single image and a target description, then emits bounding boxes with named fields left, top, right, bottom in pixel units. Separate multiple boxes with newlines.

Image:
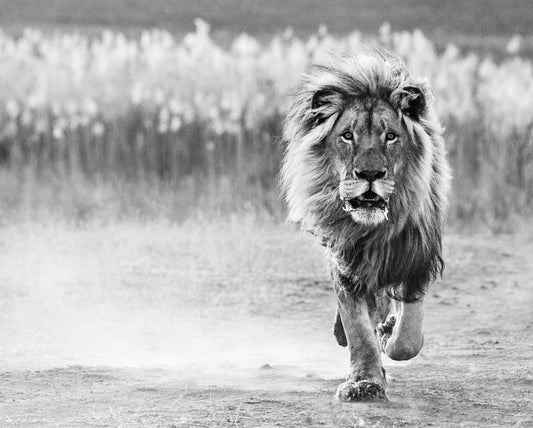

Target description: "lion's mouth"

left=342, top=191, right=387, bottom=212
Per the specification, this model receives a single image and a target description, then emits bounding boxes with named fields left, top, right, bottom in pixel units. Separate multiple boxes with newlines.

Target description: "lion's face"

left=325, top=98, right=404, bottom=226
left=282, top=53, right=450, bottom=240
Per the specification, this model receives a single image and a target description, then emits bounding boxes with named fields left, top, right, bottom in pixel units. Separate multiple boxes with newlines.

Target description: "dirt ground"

left=0, top=221, right=531, bottom=427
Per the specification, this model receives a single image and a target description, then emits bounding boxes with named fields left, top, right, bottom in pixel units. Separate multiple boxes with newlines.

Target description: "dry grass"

left=0, top=26, right=532, bottom=230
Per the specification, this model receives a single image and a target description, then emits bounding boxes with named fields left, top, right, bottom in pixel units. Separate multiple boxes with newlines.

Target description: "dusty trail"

left=0, top=222, right=531, bottom=427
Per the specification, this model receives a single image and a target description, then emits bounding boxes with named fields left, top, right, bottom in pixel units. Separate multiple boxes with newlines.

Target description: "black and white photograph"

left=0, top=1, right=531, bottom=426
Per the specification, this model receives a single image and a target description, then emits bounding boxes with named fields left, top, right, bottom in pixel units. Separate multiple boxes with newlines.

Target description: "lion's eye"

left=385, top=132, right=398, bottom=142
left=341, top=131, right=354, bottom=141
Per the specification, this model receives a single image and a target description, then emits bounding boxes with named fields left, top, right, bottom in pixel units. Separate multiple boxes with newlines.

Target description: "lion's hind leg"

left=333, top=307, right=348, bottom=347
left=376, top=314, right=396, bottom=352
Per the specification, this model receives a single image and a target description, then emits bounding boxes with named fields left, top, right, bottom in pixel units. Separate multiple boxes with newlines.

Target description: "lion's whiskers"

left=339, top=179, right=369, bottom=200
left=372, top=179, right=395, bottom=199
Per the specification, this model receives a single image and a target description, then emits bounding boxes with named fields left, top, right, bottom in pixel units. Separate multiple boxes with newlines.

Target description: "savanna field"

left=0, top=3, right=532, bottom=426
left=0, top=20, right=532, bottom=228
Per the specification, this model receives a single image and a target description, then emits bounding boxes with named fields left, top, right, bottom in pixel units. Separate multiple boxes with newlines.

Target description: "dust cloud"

left=0, top=223, right=353, bottom=388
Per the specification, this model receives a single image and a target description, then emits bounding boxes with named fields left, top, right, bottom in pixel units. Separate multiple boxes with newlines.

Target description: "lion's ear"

left=310, top=88, right=344, bottom=126
left=311, top=89, right=337, bottom=109
left=398, top=86, right=426, bottom=120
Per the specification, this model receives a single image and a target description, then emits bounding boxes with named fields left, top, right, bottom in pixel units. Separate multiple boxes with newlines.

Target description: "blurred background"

left=0, top=0, right=532, bottom=231
left=0, top=0, right=533, bottom=231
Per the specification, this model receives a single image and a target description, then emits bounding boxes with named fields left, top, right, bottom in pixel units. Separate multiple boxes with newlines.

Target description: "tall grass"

left=0, top=21, right=532, bottom=229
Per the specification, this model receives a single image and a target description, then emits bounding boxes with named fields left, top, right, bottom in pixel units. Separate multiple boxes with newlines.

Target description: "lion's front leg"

left=377, top=296, right=425, bottom=361
left=335, top=285, right=387, bottom=401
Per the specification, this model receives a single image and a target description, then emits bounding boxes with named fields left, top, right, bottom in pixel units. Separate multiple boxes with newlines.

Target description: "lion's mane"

left=280, top=52, right=452, bottom=300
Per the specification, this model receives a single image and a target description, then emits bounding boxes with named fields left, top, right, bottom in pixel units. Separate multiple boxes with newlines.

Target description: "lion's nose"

left=355, top=169, right=386, bottom=181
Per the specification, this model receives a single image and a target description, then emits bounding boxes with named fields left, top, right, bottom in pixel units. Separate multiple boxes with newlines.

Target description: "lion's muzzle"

left=339, top=178, right=395, bottom=215
left=343, top=191, right=388, bottom=212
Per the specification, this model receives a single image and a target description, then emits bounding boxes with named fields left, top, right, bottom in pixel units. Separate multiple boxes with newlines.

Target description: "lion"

left=280, top=51, right=451, bottom=401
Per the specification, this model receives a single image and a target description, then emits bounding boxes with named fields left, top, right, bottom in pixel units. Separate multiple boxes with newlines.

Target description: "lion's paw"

left=335, top=380, right=386, bottom=402
left=376, top=315, right=396, bottom=352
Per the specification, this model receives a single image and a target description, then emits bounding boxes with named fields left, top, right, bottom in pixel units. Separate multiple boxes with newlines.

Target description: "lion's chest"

left=330, top=231, right=429, bottom=291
